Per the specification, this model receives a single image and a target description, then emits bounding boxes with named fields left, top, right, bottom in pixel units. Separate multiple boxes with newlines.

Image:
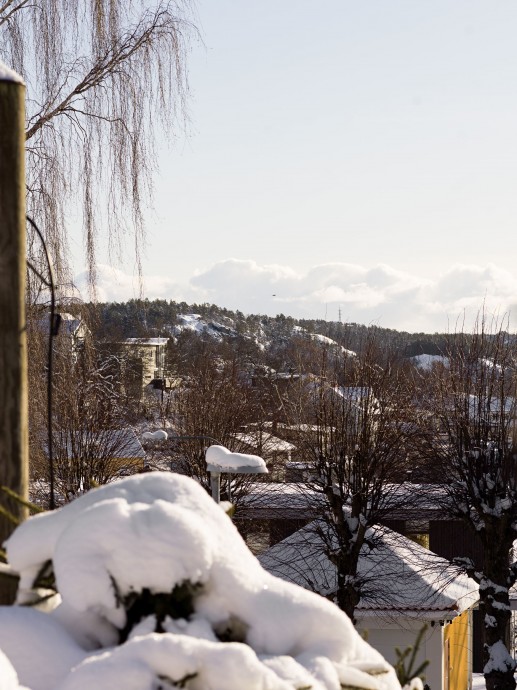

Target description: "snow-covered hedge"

left=0, top=472, right=416, bottom=690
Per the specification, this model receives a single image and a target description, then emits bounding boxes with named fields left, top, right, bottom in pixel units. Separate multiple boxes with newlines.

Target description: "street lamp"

left=142, top=433, right=268, bottom=502
left=205, top=445, right=268, bottom=503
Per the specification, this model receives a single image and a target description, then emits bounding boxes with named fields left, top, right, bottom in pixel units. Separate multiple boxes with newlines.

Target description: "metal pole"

left=210, top=471, right=221, bottom=504
left=0, top=62, right=28, bottom=603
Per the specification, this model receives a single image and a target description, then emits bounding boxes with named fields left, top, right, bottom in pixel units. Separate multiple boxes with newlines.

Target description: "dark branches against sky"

left=0, top=0, right=198, bottom=290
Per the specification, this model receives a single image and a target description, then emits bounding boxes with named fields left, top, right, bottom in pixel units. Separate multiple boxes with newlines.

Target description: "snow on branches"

left=0, top=472, right=411, bottom=690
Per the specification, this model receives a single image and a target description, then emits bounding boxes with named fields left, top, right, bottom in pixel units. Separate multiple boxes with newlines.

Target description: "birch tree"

left=0, top=0, right=196, bottom=286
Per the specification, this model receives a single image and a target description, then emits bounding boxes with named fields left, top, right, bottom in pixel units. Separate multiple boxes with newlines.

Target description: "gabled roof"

left=237, top=482, right=323, bottom=520
left=233, top=431, right=296, bottom=454
left=39, top=312, right=89, bottom=339
left=259, top=520, right=478, bottom=619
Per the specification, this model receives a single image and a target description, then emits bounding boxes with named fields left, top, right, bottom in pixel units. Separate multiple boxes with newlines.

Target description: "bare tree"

left=421, top=315, right=517, bottom=690
left=29, top=322, right=143, bottom=504
left=166, top=345, right=263, bottom=496
left=0, top=0, right=197, bottom=284
left=283, top=333, right=414, bottom=621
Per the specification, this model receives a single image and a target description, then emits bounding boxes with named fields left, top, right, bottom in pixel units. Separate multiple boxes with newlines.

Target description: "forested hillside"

left=84, top=298, right=457, bottom=361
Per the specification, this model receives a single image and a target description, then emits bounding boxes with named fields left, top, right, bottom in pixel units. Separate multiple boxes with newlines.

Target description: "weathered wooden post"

left=0, top=61, right=28, bottom=603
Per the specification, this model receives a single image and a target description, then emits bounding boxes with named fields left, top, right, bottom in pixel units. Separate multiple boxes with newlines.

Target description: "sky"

left=74, top=1, right=517, bottom=333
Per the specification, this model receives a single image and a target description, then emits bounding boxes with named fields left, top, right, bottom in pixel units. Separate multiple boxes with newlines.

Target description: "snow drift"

left=2, top=472, right=410, bottom=689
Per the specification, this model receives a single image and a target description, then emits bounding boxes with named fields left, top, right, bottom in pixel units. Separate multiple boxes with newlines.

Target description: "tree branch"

left=25, top=6, right=181, bottom=141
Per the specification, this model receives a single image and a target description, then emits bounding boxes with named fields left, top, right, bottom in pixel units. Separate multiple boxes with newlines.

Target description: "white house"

left=259, top=521, right=478, bottom=690
left=118, top=337, right=169, bottom=393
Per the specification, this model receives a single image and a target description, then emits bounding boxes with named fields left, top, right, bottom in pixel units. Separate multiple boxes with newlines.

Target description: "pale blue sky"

left=76, top=1, right=517, bottom=331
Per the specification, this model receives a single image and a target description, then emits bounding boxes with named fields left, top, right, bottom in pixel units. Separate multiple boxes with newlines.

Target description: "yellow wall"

left=444, top=611, right=471, bottom=690
left=108, top=456, right=144, bottom=472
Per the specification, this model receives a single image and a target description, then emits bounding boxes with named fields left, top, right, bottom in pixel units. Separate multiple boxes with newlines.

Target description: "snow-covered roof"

left=379, top=483, right=449, bottom=519
left=122, top=337, right=168, bottom=346
left=466, top=394, right=515, bottom=416
left=332, top=386, right=377, bottom=404
left=38, top=313, right=88, bottom=340
left=410, top=354, right=449, bottom=370
left=238, top=482, right=324, bottom=520
left=272, top=371, right=301, bottom=381
left=275, top=422, right=335, bottom=434
left=240, top=482, right=449, bottom=522
left=259, top=520, right=478, bottom=619
left=233, top=431, right=296, bottom=454
left=59, top=314, right=90, bottom=340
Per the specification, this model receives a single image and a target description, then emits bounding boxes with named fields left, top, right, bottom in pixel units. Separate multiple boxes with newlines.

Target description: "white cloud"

left=74, top=260, right=517, bottom=333
left=73, top=264, right=205, bottom=304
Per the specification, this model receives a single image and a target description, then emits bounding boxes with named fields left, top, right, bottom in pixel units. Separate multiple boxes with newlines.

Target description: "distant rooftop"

left=122, top=338, right=169, bottom=346
left=234, top=431, right=296, bottom=454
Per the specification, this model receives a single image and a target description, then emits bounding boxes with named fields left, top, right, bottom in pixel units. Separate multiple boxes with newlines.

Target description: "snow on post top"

left=0, top=60, right=24, bottom=84
left=205, top=444, right=268, bottom=473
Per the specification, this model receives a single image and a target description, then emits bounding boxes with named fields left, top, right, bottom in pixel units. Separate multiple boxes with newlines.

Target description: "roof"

left=233, top=431, right=296, bottom=454
left=122, top=338, right=169, bottom=347
left=380, top=483, right=449, bottom=520
left=237, top=482, right=323, bottom=519
left=332, top=386, right=380, bottom=411
left=259, top=520, right=478, bottom=619
left=52, top=428, right=146, bottom=460
left=466, top=393, right=515, bottom=416
left=240, top=481, right=449, bottom=521
left=39, top=313, right=88, bottom=339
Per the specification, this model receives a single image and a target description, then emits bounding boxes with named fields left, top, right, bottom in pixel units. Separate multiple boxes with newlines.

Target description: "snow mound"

left=58, top=633, right=304, bottom=690
left=205, top=444, right=268, bottom=472
left=0, top=647, right=24, bottom=690
left=3, top=472, right=402, bottom=689
left=0, top=607, right=85, bottom=690
left=174, top=314, right=237, bottom=340
left=142, top=430, right=168, bottom=442
left=0, top=60, right=24, bottom=84
left=308, top=333, right=356, bottom=357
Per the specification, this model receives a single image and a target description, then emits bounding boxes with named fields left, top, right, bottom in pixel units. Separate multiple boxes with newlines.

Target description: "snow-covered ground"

left=173, top=313, right=238, bottom=341
left=0, top=472, right=415, bottom=690
left=409, top=354, right=449, bottom=370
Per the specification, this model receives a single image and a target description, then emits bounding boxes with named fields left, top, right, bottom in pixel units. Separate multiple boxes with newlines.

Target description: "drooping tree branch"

left=0, top=0, right=198, bottom=292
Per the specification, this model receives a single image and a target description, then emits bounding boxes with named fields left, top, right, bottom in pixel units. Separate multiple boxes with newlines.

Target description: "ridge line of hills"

left=67, top=298, right=516, bottom=360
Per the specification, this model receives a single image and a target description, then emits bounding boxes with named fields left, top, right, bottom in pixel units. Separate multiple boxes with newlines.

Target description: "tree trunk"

left=336, top=568, right=361, bottom=622
left=333, top=545, right=362, bottom=623
left=482, top=538, right=516, bottom=690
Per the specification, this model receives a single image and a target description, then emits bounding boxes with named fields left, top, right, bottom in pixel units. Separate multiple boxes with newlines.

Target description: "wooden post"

left=0, top=62, right=28, bottom=603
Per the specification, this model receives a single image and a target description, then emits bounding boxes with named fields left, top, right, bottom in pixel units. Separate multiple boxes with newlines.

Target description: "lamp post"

left=142, top=432, right=268, bottom=502
left=205, top=445, right=268, bottom=504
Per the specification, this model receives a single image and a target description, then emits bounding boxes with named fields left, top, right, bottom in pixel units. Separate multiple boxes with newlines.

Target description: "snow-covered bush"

left=1, top=472, right=414, bottom=690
